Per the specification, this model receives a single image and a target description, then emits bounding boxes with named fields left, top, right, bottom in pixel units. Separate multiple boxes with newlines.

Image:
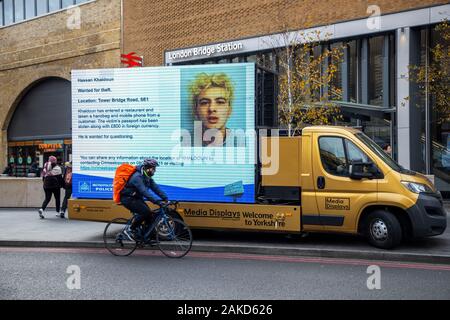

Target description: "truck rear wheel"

left=364, top=210, right=402, bottom=249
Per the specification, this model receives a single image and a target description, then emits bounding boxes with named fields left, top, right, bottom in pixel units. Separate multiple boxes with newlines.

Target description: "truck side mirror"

left=349, top=161, right=374, bottom=180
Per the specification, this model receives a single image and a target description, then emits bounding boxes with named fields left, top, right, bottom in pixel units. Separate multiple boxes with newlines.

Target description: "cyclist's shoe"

left=123, top=227, right=138, bottom=241
left=38, top=209, right=44, bottom=219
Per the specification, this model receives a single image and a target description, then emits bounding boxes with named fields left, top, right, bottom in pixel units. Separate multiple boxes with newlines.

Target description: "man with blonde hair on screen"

left=189, top=73, right=235, bottom=147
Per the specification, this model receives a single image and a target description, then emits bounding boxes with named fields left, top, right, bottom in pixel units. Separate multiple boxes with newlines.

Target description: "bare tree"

left=265, top=16, right=345, bottom=136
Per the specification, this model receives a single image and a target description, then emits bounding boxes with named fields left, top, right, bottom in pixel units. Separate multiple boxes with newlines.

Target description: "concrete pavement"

left=0, top=207, right=449, bottom=264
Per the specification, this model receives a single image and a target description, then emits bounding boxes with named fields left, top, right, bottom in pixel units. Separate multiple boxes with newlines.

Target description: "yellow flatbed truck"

left=69, top=126, right=447, bottom=249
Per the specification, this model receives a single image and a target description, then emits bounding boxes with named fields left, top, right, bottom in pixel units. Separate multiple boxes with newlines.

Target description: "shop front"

left=5, top=140, right=72, bottom=177
left=3, top=77, right=71, bottom=178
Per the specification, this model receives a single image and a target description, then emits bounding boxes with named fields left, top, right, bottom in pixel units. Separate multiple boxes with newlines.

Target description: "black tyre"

left=364, top=210, right=402, bottom=249
left=156, top=218, right=193, bottom=258
left=103, top=218, right=138, bottom=256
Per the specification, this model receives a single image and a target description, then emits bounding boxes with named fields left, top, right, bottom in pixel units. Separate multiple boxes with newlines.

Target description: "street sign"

left=121, top=52, right=143, bottom=67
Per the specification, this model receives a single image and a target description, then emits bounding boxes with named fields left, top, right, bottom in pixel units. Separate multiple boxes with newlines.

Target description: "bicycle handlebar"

left=158, top=200, right=179, bottom=208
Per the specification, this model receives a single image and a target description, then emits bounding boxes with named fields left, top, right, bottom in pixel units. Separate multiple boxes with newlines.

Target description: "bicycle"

left=103, top=201, right=193, bottom=258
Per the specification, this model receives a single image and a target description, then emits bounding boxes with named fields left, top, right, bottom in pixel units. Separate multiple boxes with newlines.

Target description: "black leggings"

left=41, top=188, right=61, bottom=212
left=61, top=188, right=72, bottom=212
left=122, top=198, right=155, bottom=230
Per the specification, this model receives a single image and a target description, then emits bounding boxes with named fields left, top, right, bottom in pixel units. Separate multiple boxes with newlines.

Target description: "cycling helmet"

left=143, top=158, right=159, bottom=169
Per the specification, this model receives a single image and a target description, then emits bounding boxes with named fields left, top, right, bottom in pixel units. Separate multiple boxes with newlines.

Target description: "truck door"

left=312, top=133, right=378, bottom=232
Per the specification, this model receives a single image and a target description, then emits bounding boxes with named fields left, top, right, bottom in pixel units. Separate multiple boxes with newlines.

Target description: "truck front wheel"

left=364, top=210, right=402, bottom=249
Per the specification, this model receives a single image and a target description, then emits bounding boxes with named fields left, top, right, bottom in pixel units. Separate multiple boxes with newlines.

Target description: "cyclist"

left=121, top=158, right=168, bottom=240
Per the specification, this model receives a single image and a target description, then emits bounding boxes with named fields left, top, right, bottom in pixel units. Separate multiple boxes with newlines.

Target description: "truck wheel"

left=365, top=210, right=402, bottom=249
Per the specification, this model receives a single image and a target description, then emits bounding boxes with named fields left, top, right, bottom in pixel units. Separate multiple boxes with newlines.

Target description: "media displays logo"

left=325, top=197, right=350, bottom=210
left=79, top=182, right=91, bottom=193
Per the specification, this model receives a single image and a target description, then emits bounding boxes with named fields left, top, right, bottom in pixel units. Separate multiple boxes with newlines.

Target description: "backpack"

left=113, top=163, right=137, bottom=204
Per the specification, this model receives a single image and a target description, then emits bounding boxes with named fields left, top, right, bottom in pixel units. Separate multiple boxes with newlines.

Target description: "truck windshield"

left=355, top=133, right=412, bottom=174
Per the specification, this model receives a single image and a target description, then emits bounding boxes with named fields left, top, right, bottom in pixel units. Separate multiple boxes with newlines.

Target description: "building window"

left=412, top=24, right=450, bottom=197
left=330, top=42, right=343, bottom=100
left=0, top=1, right=4, bottom=26
left=369, top=35, right=384, bottom=106
left=217, top=58, right=229, bottom=64
left=0, top=0, right=92, bottom=26
left=25, top=0, right=36, bottom=19
left=62, top=0, right=75, bottom=8
left=389, top=34, right=396, bottom=107
left=14, top=0, right=24, bottom=22
left=49, top=0, right=60, bottom=11
left=36, top=0, right=48, bottom=15
left=257, top=51, right=277, bottom=72
left=430, top=25, right=450, bottom=197
left=245, top=55, right=257, bottom=63
left=415, top=27, right=429, bottom=175
left=3, top=0, right=14, bottom=25
left=347, top=40, right=358, bottom=103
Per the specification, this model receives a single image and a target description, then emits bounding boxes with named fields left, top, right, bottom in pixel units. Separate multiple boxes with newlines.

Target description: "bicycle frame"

left=131, top=205, right=174, bottom=243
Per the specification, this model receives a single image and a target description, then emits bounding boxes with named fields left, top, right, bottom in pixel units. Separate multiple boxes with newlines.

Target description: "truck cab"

left=262, top=126, right=447, bottom=249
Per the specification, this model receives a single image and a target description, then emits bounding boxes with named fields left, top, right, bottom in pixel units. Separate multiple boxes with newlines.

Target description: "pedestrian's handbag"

left=65, top=168, right=72, bottom=186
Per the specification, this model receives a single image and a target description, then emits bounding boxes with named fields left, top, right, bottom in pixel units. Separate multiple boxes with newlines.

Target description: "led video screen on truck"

left=72, top=64, right=255, bottom=203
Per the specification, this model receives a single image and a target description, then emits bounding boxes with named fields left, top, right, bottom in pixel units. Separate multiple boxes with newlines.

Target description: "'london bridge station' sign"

left=168, top=41, right=244, bottom=61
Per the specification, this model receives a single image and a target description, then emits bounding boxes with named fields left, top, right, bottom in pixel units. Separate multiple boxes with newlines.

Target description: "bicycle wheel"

left=103, top=218, right=137, bottom=256
left=156, top=218, right=192, bottom=258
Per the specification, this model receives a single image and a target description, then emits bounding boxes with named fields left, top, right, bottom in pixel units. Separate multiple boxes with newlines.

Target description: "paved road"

left=1, top=209, right=449, bottom=263
left=1, top=247, right=449, bottom=300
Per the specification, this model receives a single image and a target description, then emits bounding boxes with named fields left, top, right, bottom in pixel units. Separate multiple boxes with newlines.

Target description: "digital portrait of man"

left=189, top=72, right=235, bottom=147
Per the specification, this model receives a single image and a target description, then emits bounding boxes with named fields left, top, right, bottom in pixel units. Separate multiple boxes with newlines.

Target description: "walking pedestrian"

left=38, top=156, right=63, bottom=219
left=60, top=161, right=73, bottom=218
